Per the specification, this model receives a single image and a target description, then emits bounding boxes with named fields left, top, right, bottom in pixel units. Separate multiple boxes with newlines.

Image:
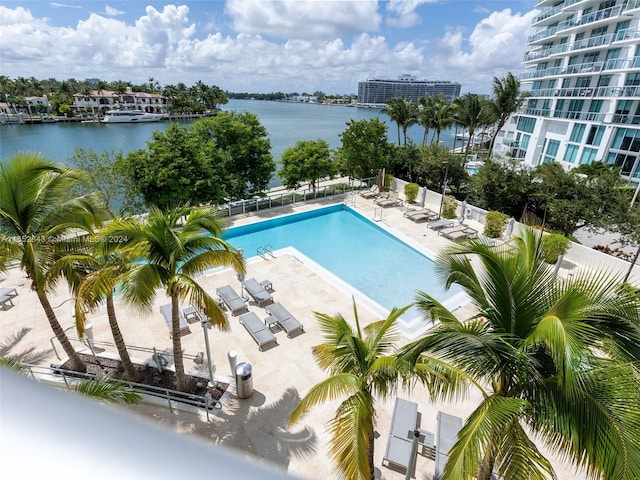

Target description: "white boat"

left=101, top=109, right=164, bottom=123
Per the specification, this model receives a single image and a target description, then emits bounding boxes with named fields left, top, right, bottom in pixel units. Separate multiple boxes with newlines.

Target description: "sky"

left=0, top=0, right=539, bottom=95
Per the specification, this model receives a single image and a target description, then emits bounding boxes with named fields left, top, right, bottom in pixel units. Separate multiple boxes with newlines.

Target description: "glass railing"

left=615, top=29, right=640, bottom=42
left=576, top=5, right=621, bottom=27
left=571, top=33, right=613, bottom=51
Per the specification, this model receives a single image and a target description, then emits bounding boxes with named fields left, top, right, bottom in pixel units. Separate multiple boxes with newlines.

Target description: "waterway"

left=0, top=99, right=457, bottom=186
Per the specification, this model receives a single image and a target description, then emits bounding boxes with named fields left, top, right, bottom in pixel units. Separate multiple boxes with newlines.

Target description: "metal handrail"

left=24, top=362, right=223, bottom=412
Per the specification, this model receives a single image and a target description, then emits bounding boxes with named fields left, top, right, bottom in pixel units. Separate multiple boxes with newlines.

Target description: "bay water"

left=0, top=99, right=456, bottom=186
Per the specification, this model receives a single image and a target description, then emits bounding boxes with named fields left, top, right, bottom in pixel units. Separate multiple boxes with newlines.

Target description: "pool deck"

left=0, top=193, right=589, bottom=479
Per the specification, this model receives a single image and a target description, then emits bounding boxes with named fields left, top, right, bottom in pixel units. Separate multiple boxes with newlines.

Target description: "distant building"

left=72, top=87, right=168, bottom=114
left=495, top=0, right=640, bottom=186
left=357, top=75, right=461, bottom=106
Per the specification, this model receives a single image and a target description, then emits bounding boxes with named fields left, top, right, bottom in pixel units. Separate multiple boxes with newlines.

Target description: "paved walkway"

left=0, top=192, right=587, bottom=480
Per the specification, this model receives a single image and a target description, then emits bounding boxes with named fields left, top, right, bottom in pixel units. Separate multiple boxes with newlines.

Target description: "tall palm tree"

left=103, top=205, right=245, bottom=391
left=429, top=95, right=455, bottom=144
left=399, top=229, right=640, bottom=480
left=0, top=153, right=109, bottom=372
left=457, top=93, right=485, bottom=154
left=54, top=244, right=141, bottom=382
left=488, top=72, right=521, bottom=155
left=383, top=97, right=418, bottom=145
left=289, top=302, right=413, bottom=480
left=418, top=95, right=435, bottom=146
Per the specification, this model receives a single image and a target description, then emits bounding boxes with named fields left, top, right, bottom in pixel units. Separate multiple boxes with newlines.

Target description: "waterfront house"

left=73, top=87, right=168, bottom=115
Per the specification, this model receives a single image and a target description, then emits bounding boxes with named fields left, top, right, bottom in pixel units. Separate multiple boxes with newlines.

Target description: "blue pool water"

left=223, top=205, right=461, bottom=319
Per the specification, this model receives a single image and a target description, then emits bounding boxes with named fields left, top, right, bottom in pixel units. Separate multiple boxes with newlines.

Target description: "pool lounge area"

left=0, top=194, right=600, bottom=480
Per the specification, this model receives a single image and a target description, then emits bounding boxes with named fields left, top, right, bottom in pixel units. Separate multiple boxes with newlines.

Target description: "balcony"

left=596, top=85, right=640, bottom=98
left=571, top=33, right=613, bottom=52
left=604, top=56, right=640, bottom=71
left=528, top=18, right=576, bottom=44
left=575, top=5, right=622, bottom=27
left=518, top=61, right=603, bottom=81
left=523, top=44, right=568, bottom=62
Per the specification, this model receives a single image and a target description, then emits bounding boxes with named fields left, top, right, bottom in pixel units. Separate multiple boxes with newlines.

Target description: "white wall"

left=392, top=177, right=640, bottom=286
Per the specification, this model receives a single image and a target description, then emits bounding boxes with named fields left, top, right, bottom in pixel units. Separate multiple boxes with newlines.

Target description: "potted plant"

left=484, top=211, right=509, bottom=238
left=442, top=195, right=458, bottom=219
left=404, top=183, right=419, bottom=203
left=384, top=173, right=393, bottom=192
left=542, top=233, right=571, bottom=264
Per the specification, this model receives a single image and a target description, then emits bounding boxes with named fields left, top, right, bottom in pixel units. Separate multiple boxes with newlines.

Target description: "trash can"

left=84, top=323, right=95, bottom=348
left=235, top=362, right=253, bottom=399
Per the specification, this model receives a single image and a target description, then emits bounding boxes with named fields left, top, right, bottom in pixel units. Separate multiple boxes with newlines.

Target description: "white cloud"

left=225, top=0, right=381, bottom=40
left=386, top=0, right=438, bottom=27
left=49, top=2, right=82, bottom=9
left=0, top=4, right=535, bottom=94
left=104, top=6, right=125, bottom=17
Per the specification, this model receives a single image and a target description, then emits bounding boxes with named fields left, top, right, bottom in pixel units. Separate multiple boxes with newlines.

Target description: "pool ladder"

left=257, top=244, right=275, bottom=260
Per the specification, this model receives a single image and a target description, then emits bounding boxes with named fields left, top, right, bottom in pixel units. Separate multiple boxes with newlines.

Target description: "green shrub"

left=404, top=183, right=419, bottom=203
left=542, top=233, right=571, bottom=264
left=384, top=173, right=393, bottom=192
left=441, top=195, right=457, bottom=219
left=484, top=211, right=509, bottom=238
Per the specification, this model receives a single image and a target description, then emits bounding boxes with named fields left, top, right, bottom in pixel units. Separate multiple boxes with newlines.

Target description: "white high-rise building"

left=496, top=0, right=640, bottom=187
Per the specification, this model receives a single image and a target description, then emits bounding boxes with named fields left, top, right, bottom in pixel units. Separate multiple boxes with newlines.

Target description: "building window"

left=626, top=73, right=640, bottom=86
left=517, top=116, right=536, bottom=133
left=570, top=123, right=586, bottom=143
left=606, top=152, right=638, bottom=176
left=586, top=125, right=605, bottom=146
left=543, top=139, right=560, bottom=163
left=576, top=77, right=591, bottom=88
left=563, top=144, right=580, bottom=163
left=615, top=20, right=630, bottom=33
left=597, top=75, right=612, bottom=87
left=579, top=147, right=598, bottom=164
left=612, top=128, right=640, bottom=151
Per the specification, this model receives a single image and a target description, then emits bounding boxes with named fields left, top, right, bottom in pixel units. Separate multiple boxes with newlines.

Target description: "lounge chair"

left=438, top=225, right=478, bottom=241
left=216, top=285, right=248, bottom=316
left=375, top=191, right=401, bottom=208
left=382, top=398, right=420, bottom=471
left=243, top=278, right=273, bottom=306
left=0, top=287, right=18, bottom=298
left=434, top=411, right=463, bottom=480
left=404, top=208, right=438, bottom=223
left=427, top=218, right=456, bottom=230
left=265, top=302, right=304, bottom=337
left=360, top=184, right=380, bottom=199
left=160, top=303, right=190, bottom=337
left=239, top=311, right=278, bottom=351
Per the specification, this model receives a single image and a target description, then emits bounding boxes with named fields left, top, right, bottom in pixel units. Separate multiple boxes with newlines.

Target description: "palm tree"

left=103, top=205, right=245, bottom=391
left=487, top=73, right=521, bottom=155
left=55, top=245, right=141, bottom=382
left=418, top=95, right=435, bottom=146
left=290, top=302, right=411, bottom=480
left=457, top=93, right=485, bottom=154
left=0, top=153, right=109, bottom=372
left=399, top=229, right=640, bottom=480
left=429, top=95, right=455, bottom=144
left=383, top=97, right=418, bottom=145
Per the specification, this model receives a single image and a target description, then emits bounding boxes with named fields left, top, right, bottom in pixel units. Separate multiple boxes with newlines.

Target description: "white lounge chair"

left=265, top=302, right=304, bottom=337
left=382, top=398, right=420, bottom=471
left=160, top=303, right=190, bottom=338
left=427, top=218, right=456, bottom=230
left=0, top=287, right=18, bottom=310
left=360, top=184, right=380, bottom=199
left=375, top=191, right=401, bottom=208
left=216, top=285, right=248, bottom=316
left=438, top=225, right=478, bottom=241
left=243, top=278, right=273, bottom=306
left=434, top=411, right=463, bottom=480
left=239, top=311, right=278, bottom=351
left=404, top=208, right=438, bottom=223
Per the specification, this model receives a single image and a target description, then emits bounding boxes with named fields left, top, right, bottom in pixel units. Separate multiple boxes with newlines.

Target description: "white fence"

left=392, top=177, right=640, bottom=286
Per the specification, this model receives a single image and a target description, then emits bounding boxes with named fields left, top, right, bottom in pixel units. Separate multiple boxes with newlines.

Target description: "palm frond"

left=73, top=378, right=142, bottom=404
left=289, top=373, right=360, bottom=425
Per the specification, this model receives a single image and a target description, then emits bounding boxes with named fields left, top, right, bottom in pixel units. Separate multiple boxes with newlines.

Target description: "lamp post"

left=200, top=314, right=216, bottom=388
left=405, top=429, right=424, bottom=480
left=438, top=161, right=450, bottom=219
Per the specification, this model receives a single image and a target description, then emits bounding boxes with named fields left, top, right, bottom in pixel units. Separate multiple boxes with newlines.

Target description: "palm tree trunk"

left=171, top=294, right=187, bottom=391
left=479, top=444, right=497, bottom=480
left=106, top=294, right=139, bottom=382
left=36, top=288, right=86, bottom=372
left=367, top=425, right=376, bottom=480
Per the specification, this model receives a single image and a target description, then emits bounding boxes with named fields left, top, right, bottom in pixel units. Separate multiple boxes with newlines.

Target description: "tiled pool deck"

left=0, top=192, right=592, bottom=479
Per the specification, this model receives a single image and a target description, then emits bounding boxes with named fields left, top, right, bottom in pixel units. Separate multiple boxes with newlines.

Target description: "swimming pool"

left=223, top=205, right=462, bottom=322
